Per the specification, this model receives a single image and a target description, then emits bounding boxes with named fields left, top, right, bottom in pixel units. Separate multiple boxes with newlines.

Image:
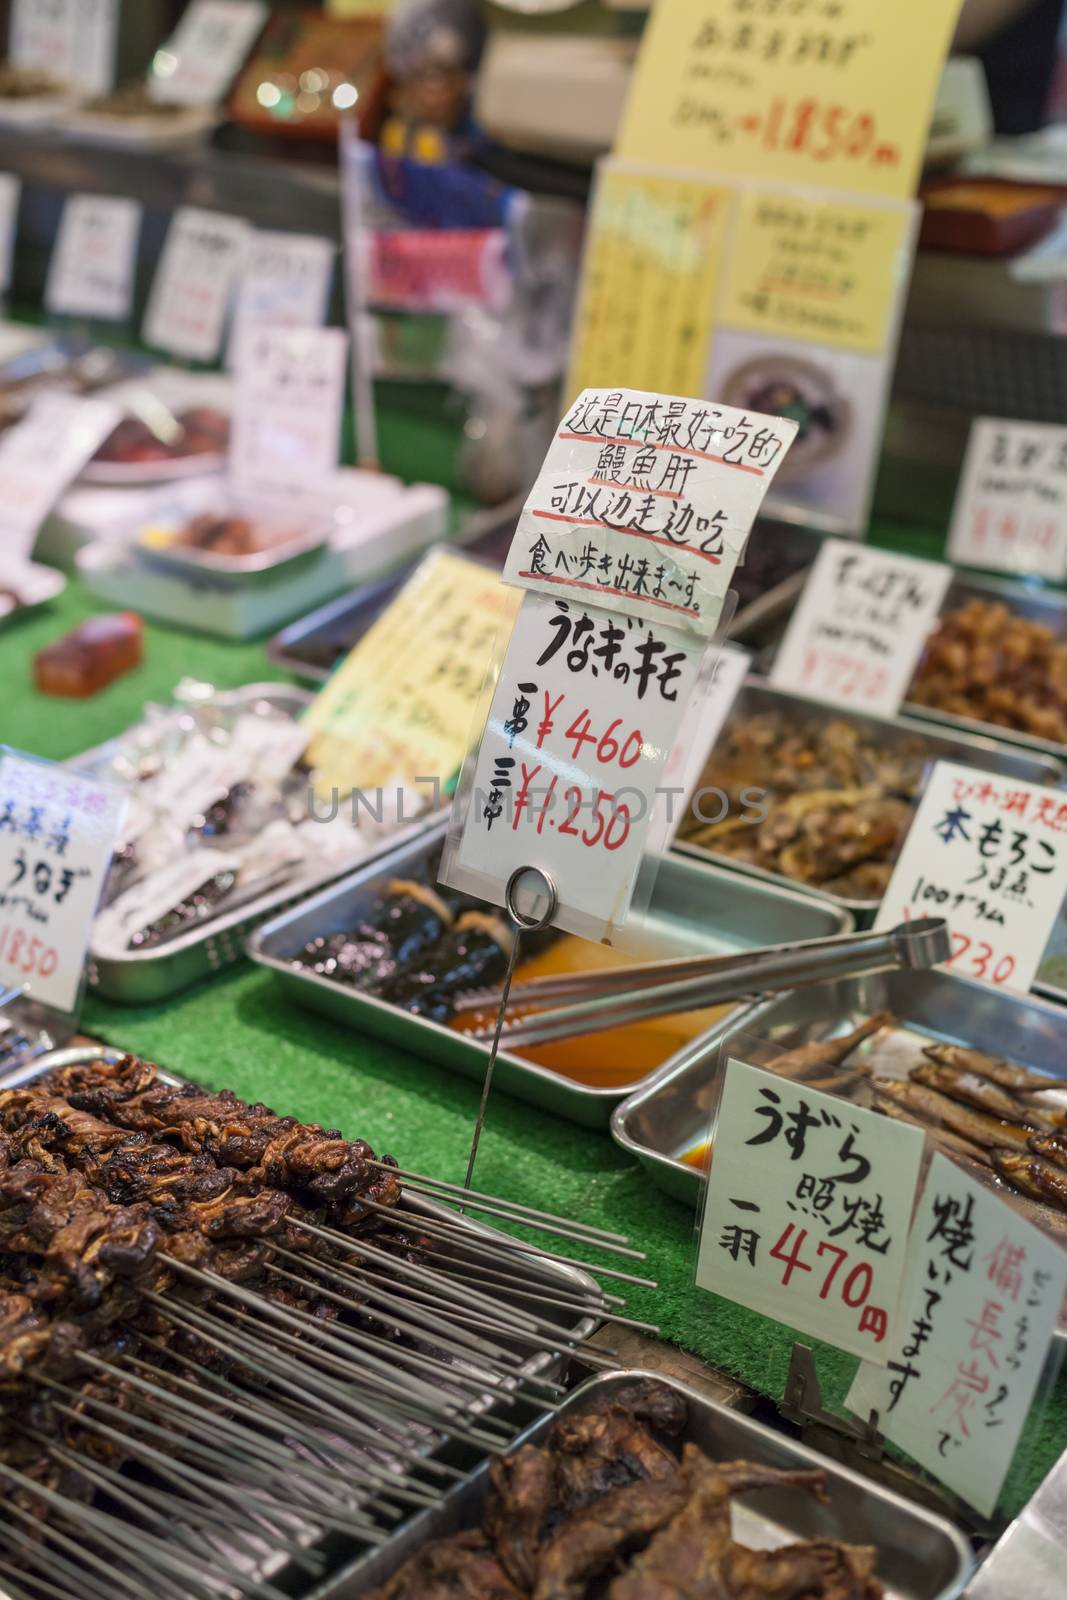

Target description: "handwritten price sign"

left=695, top=1059, right=925, bottom=1360
left=770, top=540, right=951, bottom=717
left=948, top=418, right=1067, bottom=583
left=143, top=207, right=249, bottom=363
left=443, top=589, right=704, bottom=941
left=873, top=760, right=1067, bottom=993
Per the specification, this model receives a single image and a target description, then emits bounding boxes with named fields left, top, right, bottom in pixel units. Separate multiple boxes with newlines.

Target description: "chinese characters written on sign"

left=873, top=761, right=1067, bottom=993
left=848, top=1152, right=1067, bottom=1517
left=0, top=753, right=125, bottom=1014
left=695, top=1059, right=925, bottom=1360
left=503, top=387, right=797, bottom=636
left=444, top=589, right=704, bottom=941
left=770, top=540, right=951, bottom=716
left=948, top=418, right=1067, bottom=584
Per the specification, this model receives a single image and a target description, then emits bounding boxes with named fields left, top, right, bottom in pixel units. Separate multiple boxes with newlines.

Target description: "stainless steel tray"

left=326, top=1369, right=973, bottom=1600
left=248, top=819, right=852, bottom=1128
left=71, top=683, right=436, bottom=1004
left=674, top=677, right=1066, bottom=924
left=611, top=967, right=1067, bottom=1205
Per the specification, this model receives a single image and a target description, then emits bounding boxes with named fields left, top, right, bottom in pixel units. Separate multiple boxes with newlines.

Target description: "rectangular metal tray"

left=248, top=819, right=851, bottom=1128
left=611, top=967, right=1067, bottom=1206
left=673, top=677, right=1066, bottom=925
left=71, top=683, right=437, bottom=1004
left=267, top=500, right=522, bottom=683
left=325, top=1368, right=972, bottom=1600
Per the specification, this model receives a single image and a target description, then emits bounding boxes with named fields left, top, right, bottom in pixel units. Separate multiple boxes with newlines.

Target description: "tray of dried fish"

left=674, top=678, right=1065, bottom=922
left=0, top=1046, right=633, bottom=1600
left=343, top=1369, right=972, bottom=1600
left=70, top=682, right=438, bottom=1004
left=248, top=820, right=851, bottom=1128
left=611, top=969, right=1067, bottom=1222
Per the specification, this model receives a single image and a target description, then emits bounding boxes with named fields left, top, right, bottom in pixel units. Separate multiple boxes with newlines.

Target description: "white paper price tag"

left=150, top=0, right=268, bottom=107
left=667, top=643, right=749, bottom=842
left=0, top=751, right=125, bottom=1015
left=45, top=195, right=142, bottom=323
left=873, top=759, right=1067, bottom=993
left=848, top=1152, right=1067, bottom=1517
left=143, top=207, right=249, bottom=363
left=0, top=176, right=21, bottom=295
left=10, top=0, right=118, bottom=95
left=948, top=418, right=1067, bottom=582
left=0, top=394, right=120, bottom=560
left=444, top=590, right=704, bottom=941
left=502, top=387, right=797, bottom=638
left=695, top=1060, right=925, bottom=1361
left=230, top=325, right=347, bottom=499
left=770, top=540, right=952, bottom=717
left=229, top=230, right=335, bottom=369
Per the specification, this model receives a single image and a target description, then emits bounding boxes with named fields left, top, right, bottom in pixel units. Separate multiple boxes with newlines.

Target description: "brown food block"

left=34, top=612, right=144, bottom=698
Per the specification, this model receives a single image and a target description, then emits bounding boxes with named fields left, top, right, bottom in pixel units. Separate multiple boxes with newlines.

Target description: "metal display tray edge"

left=316, top=1368, right=973, bottom=1600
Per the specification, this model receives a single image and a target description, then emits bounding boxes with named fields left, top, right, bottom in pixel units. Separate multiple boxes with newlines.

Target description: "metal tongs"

left=455, top=918, right=951, bottom=1048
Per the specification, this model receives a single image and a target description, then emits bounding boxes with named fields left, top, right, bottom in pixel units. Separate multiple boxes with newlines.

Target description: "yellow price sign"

left=616, top=0, right=962, bottom=200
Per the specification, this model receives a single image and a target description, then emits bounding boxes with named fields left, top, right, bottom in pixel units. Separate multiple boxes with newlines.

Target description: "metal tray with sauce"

left=248, top=820, right=851, bottom=1128
left=329, top=1369, right=972, bottom=1600
left=70, top=683, right=437, bottom=1004
left=610, top=967, right=1067, bottom=1205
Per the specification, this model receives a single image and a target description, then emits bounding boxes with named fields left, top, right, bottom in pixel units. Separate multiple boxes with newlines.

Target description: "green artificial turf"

left=5, top=573, right=1064, bottom=1524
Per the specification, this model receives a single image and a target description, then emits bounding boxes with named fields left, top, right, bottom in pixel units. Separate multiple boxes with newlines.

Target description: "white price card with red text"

left=230, top=325, right=347, bottom=501
left=872, top=760, right=1067, bottom=993
left=0, top=751, right=125, bottom=1015
left=695, top=1059, right=925, bottom=1362
left=10, top=0, right=118, bottom=95
left=0, top=394, right=120, bottom=562
left=150, top=0, right=268, bottom=106
left=45, top=195, right=142, bottom=323
left=143, top=207, right=250, bottom=363
left=228, top=230, right=335, bottom=369
left=847, top=1152, right=1067, bottom=1516
left=770, top=540, right=952, bottom=717
left=443, top=589, right=705, bottom=942
left=948, top=418, right=1067, bottom=583
left=502, top=387, right=798, bottom=638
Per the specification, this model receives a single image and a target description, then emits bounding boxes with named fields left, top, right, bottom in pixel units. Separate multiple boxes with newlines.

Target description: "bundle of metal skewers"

left=0, top=1049, right=651, bottom=1600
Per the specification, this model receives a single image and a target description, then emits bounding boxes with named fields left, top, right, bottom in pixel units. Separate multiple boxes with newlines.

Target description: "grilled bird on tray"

left=369, top=1377, right=884, bottom=1600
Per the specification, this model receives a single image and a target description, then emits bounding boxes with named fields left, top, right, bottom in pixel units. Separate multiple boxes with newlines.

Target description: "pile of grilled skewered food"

left=371, top=1378, right=884, bottom=1600
left=908, top=597, right=1067, bottom=745
left=678, top=712, right=925, bottom=901
left=0, top=1055, right=598, bottom=1600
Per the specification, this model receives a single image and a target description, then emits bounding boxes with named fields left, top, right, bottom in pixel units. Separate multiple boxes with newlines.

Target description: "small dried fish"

left=992, top=1150, right=1067, bottom=1214
left=872, top=1079, right=1034, bottom=1151
left=871, top=1092, right=991, bottom=1167
left=1029, top=1131, right=1067, bottom=1172
left=769, top=1012, right=895, bottom=1081
left=922, top=1042, right=1051, bottom=1095
left=910, top=1062, right=1054, bottom=1129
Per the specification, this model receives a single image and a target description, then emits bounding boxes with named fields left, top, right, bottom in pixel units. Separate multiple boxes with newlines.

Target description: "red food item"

left=34, top=613, right=144, bottom=698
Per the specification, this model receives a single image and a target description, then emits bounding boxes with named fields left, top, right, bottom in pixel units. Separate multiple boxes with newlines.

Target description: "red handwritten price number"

left=800, top=646, right=889, bottom=704
left=565, top=710, right=644, bottom=769
left=513, top=766, right=633, bottom=854
left=769, top=1222, right=888, bottom=1343
left=742, top=99, right=900, bottom=170
left=0, top=924, right=58, bottom=980
left=899, top=904, right=1016, bottom=986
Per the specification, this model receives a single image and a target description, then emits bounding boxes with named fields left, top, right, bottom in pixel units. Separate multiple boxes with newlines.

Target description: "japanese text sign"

left=229, top=230, right=335, bottom=368
left=45, top=195, right=142, bottom=323
left=444, top=589, right=708, bottom=942
left=0, top=394, right=120, bottom=562
left=695, top=1058, right=925, bottom=1361
left=872, top=761, right=1067, bottom=994
left=948, top=419, right=1067, bottom=583
left=616, top=0, right=963, bottom=202
left=230, top=325, right=347, bottom=500
left=143, top=207, right=249, bottom=364
left=10, top=0, right=118, bottom=96
left=150, top=0, right=268, bottom=107
left=502, top=387, right=797, bottom=638
left=0, top=751, right=125, bottom=1015
left=770, top=540, right=951, bottom=716
left=848, top=1153, right=1066, bottom=1516
left=0, top=176, right=21, bottom=296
